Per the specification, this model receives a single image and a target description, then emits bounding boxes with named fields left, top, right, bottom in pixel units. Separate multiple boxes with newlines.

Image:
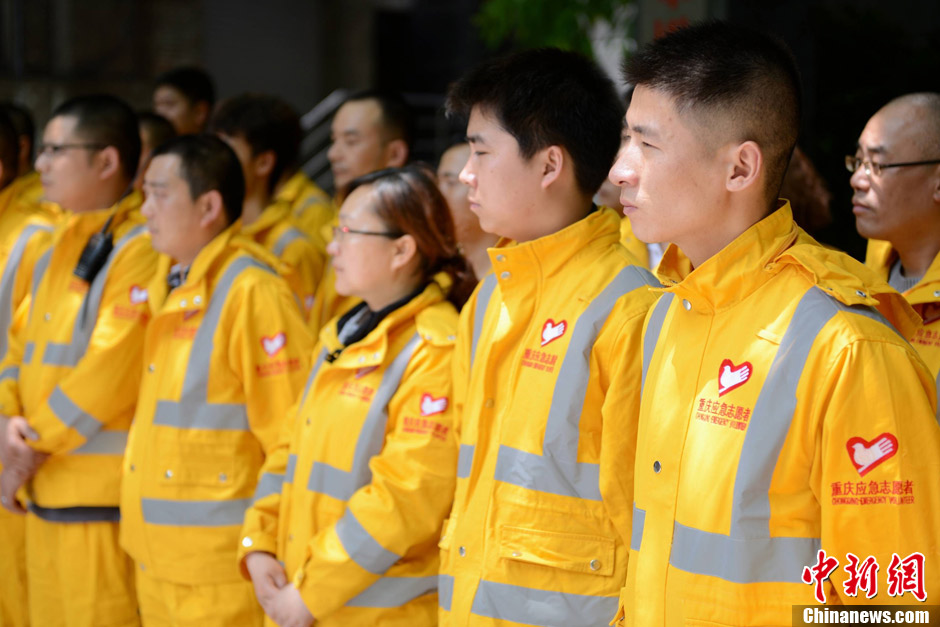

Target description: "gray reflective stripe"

left=0, top=224, right=52, bottom=359
left=346, top=575, right=437, bottom=608
left=298, top=349, right=328, bottom=408
left=935, top=369, right=940, bottom=423
left=495, top=266, right=658, bottom=501
left=285, top=453, right=298, bottom=483
left=22, top=341, right=34, bottom=364
left=152, top=256, right=271, bottom=430
left=470, top=579, right=618, bottom=627
left=140, top=497, right=252, bottom=527
left=671, top=520, right=820, bottom=584
left=72, top=430, right=128, bottom=455
left=40, top=225, right=147, bottom=368
left=669, top=287, right=891, bottom=584
left=438, top=574, right=455, bottom=611
left=494, top=444, right=600, bottom=501
left=0, top=365, right=18, bottom=382
left=30, top=248, right=52, bottom=300
left=470, top=273, right=496, bottom=369
left=456, top=444, right=474, bottom=479
left=642, top=294, right=673, bottom=391
left=272, top=227, right=306, bottom=257
left=335, top=509, right=401, bottom=575
left=28, top=503, right=120, bottom=523
left=306, top=333, right=421, bottom=501
left=252, top=472, right=284, bottom=503
left=48, top=386, right=102, bottom=439
left=631, top=503, right=644, bottom=551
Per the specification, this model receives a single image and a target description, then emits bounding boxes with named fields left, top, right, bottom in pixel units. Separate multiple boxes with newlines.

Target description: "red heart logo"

left=718, top=359, right=752, bottom=397
left=541, top=319, right=567, bottom=347
left=420, top=393, right=448, bottom=416
left=846, top=433, right=898, bottom=477
left=261, top=332, right=287, bottom=357
left=129, top=285, right=148, bottom=304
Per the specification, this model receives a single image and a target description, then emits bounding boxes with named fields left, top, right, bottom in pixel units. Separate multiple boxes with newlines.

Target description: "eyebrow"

left=144, top=180, right=168, bottom=188
left=629, top=123, right=660, bottom=141
left=857, top=142, right=887, bottom=155
left=465, top=133, right=487, bottom=145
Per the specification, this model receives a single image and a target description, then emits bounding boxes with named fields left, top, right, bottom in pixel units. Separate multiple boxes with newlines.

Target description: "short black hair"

left=0, top=102, right=34, bottom=153
left=208, top=93, right=300, bottom=194
left=52, top=94, right=141, bottom=182
left=624, top=20, right=802, bottom=201
left=344, top=89, right=415, bottom=155
left=154, top=66, right=215, bottom=107
left=0, top=110, right=19, bottom=186
left=447, top=47, right=624, bottom=196
left=137, top=111, right=176, bottom=151
left=150, top=134, right=244, bottom=225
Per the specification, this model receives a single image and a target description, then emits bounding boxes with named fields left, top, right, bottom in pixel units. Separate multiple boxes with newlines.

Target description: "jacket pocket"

left=498, top=525, right=615, bottom=577
left=153, top=431, right=238, bottom=488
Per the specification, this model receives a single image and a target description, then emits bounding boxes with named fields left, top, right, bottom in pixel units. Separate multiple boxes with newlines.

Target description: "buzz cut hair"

left=446, top=47, right=625, bottom=197
left=52, top=94, right=141, bottom=182
left=624, top=20, right=802, bottom=202
left=344, top=89, right=415, bottom=155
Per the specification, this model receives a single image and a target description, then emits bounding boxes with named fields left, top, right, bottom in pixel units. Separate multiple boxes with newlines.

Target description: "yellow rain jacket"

left=865, top=239, right=940, bottom=384
left=0, top=191, right=156, bottom=509
left=119, top=225, right=314, bottom=585
left=276, top=170, right=335, bottom=251
left=619, top=214, right=650, bottom=270
left=240, top=199, right=325, bottom=322
left=620, top=203, right=940, bottom=626
left=11, top=171, right=45, bottom=208
left=239, top=281, right=459, bottom=626
left=440, top=207, right=660, bottom=627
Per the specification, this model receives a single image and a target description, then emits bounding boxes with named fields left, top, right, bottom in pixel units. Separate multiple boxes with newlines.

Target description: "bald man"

left=852, top=93, right=940, bottom=379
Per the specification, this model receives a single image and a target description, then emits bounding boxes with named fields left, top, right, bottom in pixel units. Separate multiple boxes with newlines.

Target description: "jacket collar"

left=488, top=206, right=622, bottom=291
left=319, top=281, right=445, bottom=369
left=657, top=202, right=797, bottom=313
left=61, top=190, right=143, bottom=239
left=864, top=239, right=940, bottom=305
left=238, top=198, right=291, bottom=239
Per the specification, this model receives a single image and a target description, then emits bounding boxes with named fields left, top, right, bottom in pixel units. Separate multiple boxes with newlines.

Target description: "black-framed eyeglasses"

left=37, top=143, right=106, bottom=158
left=845, top=155, right=940, bottom=177
left=332, top=225, right=403, bottom=240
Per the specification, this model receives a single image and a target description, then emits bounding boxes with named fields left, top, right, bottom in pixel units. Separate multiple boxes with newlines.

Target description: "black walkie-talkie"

left=73, top=215, right=115, bottom=283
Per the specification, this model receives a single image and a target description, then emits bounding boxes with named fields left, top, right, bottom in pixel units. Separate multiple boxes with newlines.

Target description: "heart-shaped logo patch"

left=129, top=285, right=148, bottom=304
left=420, top=393, right=448, bottom=416
left=718, top=359, right=752, bottom=397
left=846, top=433, right=898, bottom=477
left=261, top=332, right=287, bottom=357
left=541, top=319, right=567, bottom=347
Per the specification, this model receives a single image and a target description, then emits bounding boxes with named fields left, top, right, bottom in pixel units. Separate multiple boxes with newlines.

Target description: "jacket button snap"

left=484, top=398, right=494, bottom=409
left=653, top=460, right=662, bottom=473
left=682, top=299, right=691, bottom=311
left=458, top=546, right=466, bottom=557
left=241, top=537, right=253, bottom=548
left=500, top=271, right=510, bottom=280
left=496, top=254, right=506, bottom=262
left=193, top=296, right=202, bottom=305
left=288, top=534, right=293, bottom=541
left=219, top=473, right=227, bottom=482
left=511, top=551, right=521, bottom=557
left=164, top=469, right=173, bottom=478
left=934, top=291, right=940, bottom=298
left=590, top=559, right=601, bottom=571
left=129, top=464, right=135, bottom=472
left=44, top=313, right=51, bottom=321
left=856, top=290, right=866, bottom=297
left=148, top=364, right=155, bottom=373
left=180, top=300, right=187, bottom=307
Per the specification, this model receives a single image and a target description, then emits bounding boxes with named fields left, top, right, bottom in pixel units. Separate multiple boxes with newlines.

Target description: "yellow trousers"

left=26, top=513, right=138, bottom=627
left=136, top=567, right=263, bottom=627
left=0, top=509, right=27, bottom=627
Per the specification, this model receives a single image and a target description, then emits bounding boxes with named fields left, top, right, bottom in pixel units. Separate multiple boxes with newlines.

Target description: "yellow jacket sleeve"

left=812, top=338, right=940, bottom=603
left=296, top=339, right=459, bottom=618
left=0, top=295, right=30, bottom=416
left=30, top=236, right=156, bottom=455
left=226, top=275, right=314, bottom=453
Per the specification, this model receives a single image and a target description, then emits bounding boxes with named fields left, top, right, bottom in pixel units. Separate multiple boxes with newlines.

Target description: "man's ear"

left=197, top=189, right=227, bottom=229
left=253, top=150, right=276, bottom=181
left=725, top=140, right=763, bottom=193
left=539, top=145, right=564, bottom=190
left=384, top=139, right=409, bottom=168
left=96, top=146, right=122, bottom=181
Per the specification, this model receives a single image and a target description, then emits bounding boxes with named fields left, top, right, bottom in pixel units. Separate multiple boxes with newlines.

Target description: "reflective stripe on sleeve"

left=272, top=227, right=307, bottom=257
left=437, top=574, right=455, bottom=611
left=305, top=333, right=421, bottom=501
left=631, top=503, right=645, bottom=552
left=334, top=509, right=401, bottom=575
left=642, top=294, right=673, bottom=392
left=456, top=444, right=474, bottom=479
left=470, top=273, right=496, bottom=369
left=48, top=386, right=102, bottom=439
left=0, top=224, right=52, bottom=360
left=284, top=453, right=298, bottom=483
left=0, top=365, right=18, bottom=382
left=252, top=472, right=284, bottom=503
left=71, top=430, right=128, bottom=455
left=22, top=342, right=33, bottom=364
left=469, top=579, right=618, bottom=627
left=346, top=575, right=437, bottom=608
left=140, top=497, right=252, bottom=527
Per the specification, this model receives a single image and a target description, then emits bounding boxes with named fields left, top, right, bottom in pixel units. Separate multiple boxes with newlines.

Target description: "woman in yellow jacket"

left=239, top=165, right=475, bottom=627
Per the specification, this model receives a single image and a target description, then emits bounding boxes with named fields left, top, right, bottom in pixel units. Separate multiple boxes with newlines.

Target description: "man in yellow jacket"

left=119, top=135, right=313, bottom=625
left=0, top=94, right=158, bottom=626
left=608, top=22, right=940, bottom=624
left=851, top=93, right=940, bottom=382
left=439, top=49, right=659, bottom=627
left=210, top=94, right=325, bottom=323
left=0, top=108, right=56, bottom=627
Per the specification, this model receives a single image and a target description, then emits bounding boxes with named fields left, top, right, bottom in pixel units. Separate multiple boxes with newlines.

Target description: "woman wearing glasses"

left=238, top=166, right=474, bottom=627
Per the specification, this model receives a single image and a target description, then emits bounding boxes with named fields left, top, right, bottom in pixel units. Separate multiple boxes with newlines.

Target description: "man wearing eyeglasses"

left=850, top=92, right=940, bottom=380
left=0, top=94, right=158, bottom=626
